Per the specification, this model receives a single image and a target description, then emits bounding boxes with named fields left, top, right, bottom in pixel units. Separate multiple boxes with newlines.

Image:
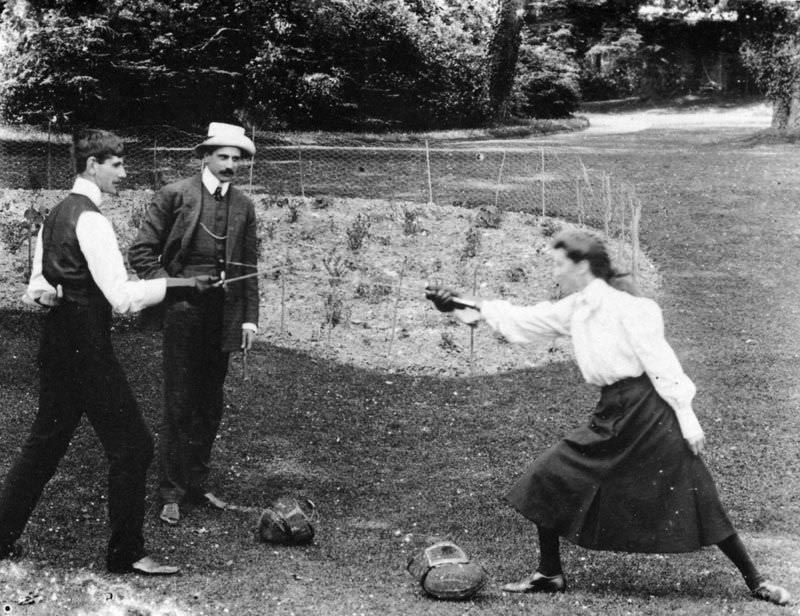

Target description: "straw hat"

left=194, top=122, right=255, bottom=157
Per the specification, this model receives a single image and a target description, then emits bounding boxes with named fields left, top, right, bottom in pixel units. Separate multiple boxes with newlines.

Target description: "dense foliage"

left=0, top=0, right=499, bottom=130
left=738, top=0, right=800, bottom=129
left=0, top=0, right=794, bottom=131
left=0, top=0, right=259, bottom=126
left=510, top=30, right=581, bottom=118
left=244, top=0, right=494, bottom=129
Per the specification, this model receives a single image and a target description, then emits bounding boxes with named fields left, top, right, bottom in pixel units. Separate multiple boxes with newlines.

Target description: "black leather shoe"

left=0, top=542, right=23, bottom=560
left=501, top=571, right=567, bottom=593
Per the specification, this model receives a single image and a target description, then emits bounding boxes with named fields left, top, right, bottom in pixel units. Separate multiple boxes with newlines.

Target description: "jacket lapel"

left=179, top=175, right=204, bottom=251
left=225, top=187, right=247, bottom=264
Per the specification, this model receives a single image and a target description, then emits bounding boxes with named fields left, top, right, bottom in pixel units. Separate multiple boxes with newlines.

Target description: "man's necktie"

left=214, top=186, right=224, bottom=201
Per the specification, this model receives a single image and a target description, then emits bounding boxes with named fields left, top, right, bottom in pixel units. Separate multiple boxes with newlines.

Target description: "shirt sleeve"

left=23, top=227, right=60, bottom=307
left=480, top=297, right=573, bottom=344
left=622, top=299, right=704, bottom=440
left=76, top=211, right=167, bottom=314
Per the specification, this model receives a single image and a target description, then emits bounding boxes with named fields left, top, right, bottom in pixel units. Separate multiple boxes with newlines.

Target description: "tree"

left=738, top=0, right=800, bottom=131
left=486, top=0, right=526, bottom=119
left=0, top=0, right=580, bottom=130
left=245, top=0, right=492, bottom=129
left=0, top=2, right=111, bottom=125
left=0, top=0, right=269, bottom=128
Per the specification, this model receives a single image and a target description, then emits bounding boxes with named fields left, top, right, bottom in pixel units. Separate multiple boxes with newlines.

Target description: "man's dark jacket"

left=128, top=174, right=259, bottom=352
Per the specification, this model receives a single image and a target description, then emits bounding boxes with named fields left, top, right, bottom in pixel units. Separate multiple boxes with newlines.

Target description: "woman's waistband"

left=601, top=372, right=651, bottom=394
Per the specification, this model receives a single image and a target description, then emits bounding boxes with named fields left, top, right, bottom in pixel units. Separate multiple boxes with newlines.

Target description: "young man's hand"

left=241, top=328, right=256, bottom=351
left=685, top=434, right=706, bottom=456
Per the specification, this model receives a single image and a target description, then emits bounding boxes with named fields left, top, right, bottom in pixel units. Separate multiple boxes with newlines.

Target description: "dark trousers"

left=0, top=300, right=154, bottom=570
left=159, top=293, right=229, bottom=504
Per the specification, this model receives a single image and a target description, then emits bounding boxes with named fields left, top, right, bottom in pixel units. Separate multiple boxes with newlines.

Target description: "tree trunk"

left=487, top=0, right=525, bottom=122
left=771, top=92, right=800, bottom=132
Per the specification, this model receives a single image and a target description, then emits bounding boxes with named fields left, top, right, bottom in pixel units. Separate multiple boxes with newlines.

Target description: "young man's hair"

left=72, top=129, right=124, bottom=174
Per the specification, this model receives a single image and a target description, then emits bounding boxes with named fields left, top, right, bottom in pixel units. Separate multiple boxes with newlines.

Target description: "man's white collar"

left=71, top=177, right=102, bottom=207
left=202, top=166, right=230, bottom=197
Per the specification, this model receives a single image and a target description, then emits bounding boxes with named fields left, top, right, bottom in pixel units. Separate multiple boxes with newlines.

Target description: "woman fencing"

left=426, top=229, right=790, bottom=606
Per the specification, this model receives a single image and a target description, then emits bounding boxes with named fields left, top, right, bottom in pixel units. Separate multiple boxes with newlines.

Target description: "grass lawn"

left=0, top=103, right=798, bottom=615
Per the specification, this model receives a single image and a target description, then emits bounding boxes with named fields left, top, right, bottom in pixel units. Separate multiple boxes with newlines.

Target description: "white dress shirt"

left=480, top=278, right=704, bottom=440
left=202, top=165, right=230, bottom=197
left=24, top=177, right=166, bottom=314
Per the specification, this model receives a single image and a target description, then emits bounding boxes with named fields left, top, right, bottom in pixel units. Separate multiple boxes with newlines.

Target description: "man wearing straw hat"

left=129, top=122, right=260, bottom=526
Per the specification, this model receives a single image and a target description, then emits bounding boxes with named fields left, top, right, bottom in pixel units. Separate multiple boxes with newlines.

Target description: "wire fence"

left=0, top=125, right=640, bottom=230
left=0, top=124, right=651, bottom=374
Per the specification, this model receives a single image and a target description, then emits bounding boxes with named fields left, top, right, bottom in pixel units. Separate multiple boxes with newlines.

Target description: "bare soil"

left=0, top=190, right=659, bottom=377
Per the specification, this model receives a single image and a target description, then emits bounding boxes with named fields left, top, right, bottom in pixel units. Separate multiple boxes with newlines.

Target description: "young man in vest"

left=0, top=129, right=214, bottom=574
left=128, top=122, right=259, bottom=526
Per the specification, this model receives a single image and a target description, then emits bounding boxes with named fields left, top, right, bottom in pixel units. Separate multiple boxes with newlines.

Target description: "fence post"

left=494, top=150, right=506, bottom=208
left=249, top=124, right=256, bottom=196
left=46, top=119, right=52, bottom=189
left=298, top=145, right=305, bottom=198
left=469, top=264, right=479, bottom=375
left=425, top=140, right=434, bottom=206
left=280, top=271, right=286, bottom=335
left=152, top=137, right=158, bottom=189
left=27, top=230, right=33, bottom=280
left=603, top=173, right=612, bottom=238
left=540, top=147, right=545, bottom=218
left=630, top=193, right=642, bottom=282
left=618, top=186, right=626, bottom=261
left=386, top=256, right=407, bottom=361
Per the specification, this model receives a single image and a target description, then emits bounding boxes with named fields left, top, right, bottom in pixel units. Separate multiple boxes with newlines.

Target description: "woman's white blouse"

left=480, top=278, right=703, bottom=440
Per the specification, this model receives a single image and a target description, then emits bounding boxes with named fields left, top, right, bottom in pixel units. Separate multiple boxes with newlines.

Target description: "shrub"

left=506, top=265, right=527, bottom=282
left=402, top=206, right=424, bottom=235
left=460, top=225, right=481, bottom=260
left=510, top=43, right=580, bottom=118
left=321, top=250, right=347, bottom=330
left=354, top=268, right=394, bottom=303
left=579, top=29, right=644, bottom=101
left=346, top=213, right=371, bottom=251
left=245, top=0, right=492, bottom=130
left=539, top=217, right=562, bottom=237
left=474, top=205, right=502, bottom=229
left=287, top=201, right=301, bottom=224
left=0, top=220, right=29, bottom=254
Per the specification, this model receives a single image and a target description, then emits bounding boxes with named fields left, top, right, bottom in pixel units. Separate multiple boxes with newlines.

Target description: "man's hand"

left=193, top=275, right=218, bottom=293
left=685, top=433, right=706, bottom=456
left=241, top=328, right=256, bottom=351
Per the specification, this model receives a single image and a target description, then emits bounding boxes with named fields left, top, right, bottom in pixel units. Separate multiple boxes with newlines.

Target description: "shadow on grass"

left=0, top=308, right=795, bottom=615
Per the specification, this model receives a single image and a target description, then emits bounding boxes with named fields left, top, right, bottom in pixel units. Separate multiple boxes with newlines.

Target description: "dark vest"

left=41, top=193, right=104, bottom=305
left=183, top=187, right=229, bottom=277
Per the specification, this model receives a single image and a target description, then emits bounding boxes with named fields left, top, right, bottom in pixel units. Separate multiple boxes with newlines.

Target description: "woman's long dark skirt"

left=504, top=374, right=735, bottom=553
